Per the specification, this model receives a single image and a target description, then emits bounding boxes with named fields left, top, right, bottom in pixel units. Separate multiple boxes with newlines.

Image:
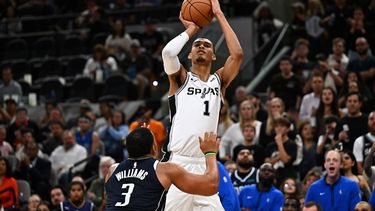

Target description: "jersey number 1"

left=204, top=101, right=210, bottom=116
left=115, top=184, right=135, bottom=207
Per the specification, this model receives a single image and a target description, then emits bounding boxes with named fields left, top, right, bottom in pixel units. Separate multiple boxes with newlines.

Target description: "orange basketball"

left=181, top=0, right=214, bottom=28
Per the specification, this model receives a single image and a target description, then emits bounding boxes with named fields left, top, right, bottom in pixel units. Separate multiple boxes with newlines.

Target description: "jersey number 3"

left=204, top=101, right=210, bottom=116
left=115, top=184, right=135, bottom=207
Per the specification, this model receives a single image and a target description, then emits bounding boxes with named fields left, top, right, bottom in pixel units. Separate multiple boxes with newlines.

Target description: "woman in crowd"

left=280, top=177, right=301, bottom=200
left=297, top=121, right=317, bottom=179
left=0, top=156, right=19, bottom=209
left=217, top=100, right=233, bottom=138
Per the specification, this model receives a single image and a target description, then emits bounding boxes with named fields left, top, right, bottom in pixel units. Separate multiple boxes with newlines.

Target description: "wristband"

left=205, top=151, right=216, bottom=156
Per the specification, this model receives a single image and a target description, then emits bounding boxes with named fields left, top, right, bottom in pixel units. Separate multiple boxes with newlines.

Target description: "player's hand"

left=179, top=11, right=199, bottom=33
left=210, top=0, right=222, bottom=16
left=199, top=132, right=219, bottom=154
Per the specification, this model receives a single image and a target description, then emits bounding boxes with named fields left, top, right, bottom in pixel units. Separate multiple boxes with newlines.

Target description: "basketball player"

left=105, top=127, right=220, bottom=211
left=161, top=0, right=243, bottom=209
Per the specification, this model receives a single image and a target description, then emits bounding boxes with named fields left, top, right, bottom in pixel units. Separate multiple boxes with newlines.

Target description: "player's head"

left=189, top=38, right=216, bottom=64
left=126, top=127, right=155, bottom=158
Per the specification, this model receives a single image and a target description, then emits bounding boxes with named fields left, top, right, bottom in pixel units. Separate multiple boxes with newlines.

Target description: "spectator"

left=217, top=161, right=240, bottom=211
left=269, top=56, right=302, bottom=111
left=50, top=185, right=66, bottom=210
left=347, top=7, right=372, bottom=52
left=0, top=156, right=19, bottom=209
left=105, top=19, right=132, bottom=62
left=354, top=201, right=372, bottom=211
left=327, top=37, right=349, bottom=78
left=248, top=93, right=268, bottom=122
left=50, top=130, right=87, bottom=185
left=301, top=169, right=321, bottom=196
left=305, top=150, right=361, bottom=211
left=283, top=196, right=301, bottom=211
left=0, top=126, right=13, bottom=156
left=39, top=101, right=59, bottom=130
left=3, top=98, right=18, bottom=123
left=232, top=124, right=265, bottom=168
left=87, top=156, right=115, bottom=208
left=0, top=67, right=22, bottom=104
left=121, top=39, right=152, bottom=99
left=37, top=201, right=52, bottom=211
left=224, top=160, right=236, bottom=175
left=75, top=115, right=100, bottom=155
left=83, top=44, right=118, bottom=81
left=298, top=121, right=317, bottom=179
left=302, top=201, right=322, bottom=211
left=98, top=110, right=128, bottom=162
left=7, top=107, right=41, bottom=148
left=94, top=101, right=114, bottom=130
left=338, top=71, right=370, bottom=107
left=291, top=38, right=315, bottom=82
left=265, top=117, right=298, bottom=185
left=341, top=150, right=370, bottom=200
left=28, top=194, right=42, bottom=211
left=42, top=121, right=64, bottom=156
left=334, top=92, right=367, bottom=152
left=220, top=100, right=262, bottom=160
left=40, top=107, right=65, bottom=142
left=139, top=18, right=164, bottom=58
left=305, top=0, right=326, bottom=55
left=14, top=141, right=51, bottom=200
left=313, top=87, right=342, bottom=136
left=230, top=146, right=259, bottom=194
left=316, top=116, right=340, bottom=166
left=60, top=181, right=95, bottom=211
left=354, top=111, right=375, bottom=175
left=217, top=100, right=233, bottom=138
left=280, top=177, right=301, bottom=200
left=291, top=2, right=307, bottom=40
left=299, top=71, right=324, bottom=121
left=229, top=86, right=247, bottom=122
left=239, top=163, right=284, bottom=210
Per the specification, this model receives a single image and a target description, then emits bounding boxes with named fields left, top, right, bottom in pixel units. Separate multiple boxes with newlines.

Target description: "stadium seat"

left=5, top=38, right=29, bottom=59
left=101, top=73, right=132, bottom=102
left=16, top=180, right=31, bottom=205
left=39, top=77, right=65, bottom=102
left=32, top=37, right=57, bottom=58
left=60, top=34, right=85, bottom=56
left=91, top=32, right=109, bottom=46
left=39, top=58, right=63, bottom=79
left=68, top=76, right=95, bottom=102
left=64, top=55, right=87, bottom=80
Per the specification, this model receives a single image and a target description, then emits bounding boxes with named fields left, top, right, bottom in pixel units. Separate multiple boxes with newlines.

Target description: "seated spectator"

left=36, top=201, right=52, bottom=211
left=0, top=67, right=22, bottom=105
left=298, top=121, right=317, bottom=179
left=341, top=150, right=370, bottom=200
left=87, top=156, right=115, bottom=207
left=301, top=169, right=321, bottom=196
left=105, top=19, right=132, bottom=62
left=291, top=38, right=315, bottom=81
left=0, top=126, right=13, bottom=157
left=316, top=116, right=340, bottom=166
left=40, top=107, right=66, bottom=141
left=94, top=100, right=114, bottom=130
left=230, top=146, right=258, bottom=195
left=283, top=196, right=301, bottom=211
left=39, top=101, right=59, bottom=129
left=28, top=194, right=41, bottom=211
left=98, top=110, right=128, bottom=162
left=75, top=115, right=100, bottom=155
left=83, top=44, right=118, bottom=81
left=327, top=37, right=349, bottom=78
left=14, top=141, right=51, bottom=200
left=7, top=107, right=41, bottom=148
left=220, top=100, right=262, bottom=161
left=42, top=121, right=64, bottom=156
left=265, top=117, right=298, bottom=185
left=50, top=130, right=87, bottom=186
left=299, top=71, right=323, bottom=121
left=280, top=177, right=301, bottom=200
left=0, top=156, right=19, bottom=209
left=338, top=71, right=371, bottom=107
left=60, top=181, right=95, bottom=211
left=3, top=97, right=18, bottom=123
left=239, top=163, right=284, bottom=210
left=50, top=185, right=66, bottom=210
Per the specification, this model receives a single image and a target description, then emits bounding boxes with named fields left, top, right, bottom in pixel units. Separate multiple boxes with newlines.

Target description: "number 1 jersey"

left=164, top=72, right=222, bottom=159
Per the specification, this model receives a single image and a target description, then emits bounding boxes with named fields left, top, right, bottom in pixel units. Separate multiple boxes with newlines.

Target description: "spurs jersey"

left=163, top=71, right=222, bottom=159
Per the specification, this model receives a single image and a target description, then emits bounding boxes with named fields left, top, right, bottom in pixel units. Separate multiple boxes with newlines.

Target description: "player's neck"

left=191, top=65, right=211, bottom=82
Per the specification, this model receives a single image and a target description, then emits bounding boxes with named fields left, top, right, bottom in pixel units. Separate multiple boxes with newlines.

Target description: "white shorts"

left=164, top=155, right=224, bottom=211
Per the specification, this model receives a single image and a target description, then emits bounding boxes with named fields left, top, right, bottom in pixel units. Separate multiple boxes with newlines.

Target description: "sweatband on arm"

left=162, top=31, right=189, bottom=75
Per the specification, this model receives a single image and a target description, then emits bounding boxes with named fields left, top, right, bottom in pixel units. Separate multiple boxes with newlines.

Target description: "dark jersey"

left=60, top=201, right=94, bottom=211
left=231, top=167, right=258, bottom=194
left=105, top=157, right=167, bottom=211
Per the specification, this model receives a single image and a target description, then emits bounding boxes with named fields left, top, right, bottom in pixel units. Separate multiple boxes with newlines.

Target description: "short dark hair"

left=0, top=157, right=13, bottom=177
left=51, top=185, right=67, bottom=197
left=69, top=181, right=85, bottom=192
left=346, top=92, right=363, bottom=102
left=279, top=55, right=292, bottom=63
left=273, top=117, right=291, bottom=128
left=126, top=127, right=154, bottom=158
left=304, top=201, right=322, bottom=211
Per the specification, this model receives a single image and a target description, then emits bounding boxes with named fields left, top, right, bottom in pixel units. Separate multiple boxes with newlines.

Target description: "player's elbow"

left=203, top=182, right=219, bottom=196
left=162, top=47, right=174, bottom=59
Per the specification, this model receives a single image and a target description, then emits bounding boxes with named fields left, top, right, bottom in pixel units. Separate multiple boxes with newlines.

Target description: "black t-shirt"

left=334, top=114, right=368, bottom=151
left=270, top=74, right=302, bottom=110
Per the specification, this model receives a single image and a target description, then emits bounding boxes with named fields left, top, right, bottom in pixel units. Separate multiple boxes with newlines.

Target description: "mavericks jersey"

left=164, top=72, right=222, bottom=159
left=105, top=157, right=167, bottom=211
left=231, top=167, right=259, bottom=195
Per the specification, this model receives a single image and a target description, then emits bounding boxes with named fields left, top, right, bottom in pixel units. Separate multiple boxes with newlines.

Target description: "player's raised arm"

left=162, top=12, right=200, bottom=95
left=212, top=0, right=243, bottom=94
left=157, top=132, right=220, bottom=196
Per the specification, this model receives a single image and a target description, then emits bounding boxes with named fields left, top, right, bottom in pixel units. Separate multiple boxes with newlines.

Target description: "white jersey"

left=164, top=71, right=222, bottom=159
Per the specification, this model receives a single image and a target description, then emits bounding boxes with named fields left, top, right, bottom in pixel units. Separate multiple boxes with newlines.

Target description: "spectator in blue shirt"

left=239, top=163, right=284, bottom=211
left=217, top=161, right=240, bottom=211
left=305, top=150, right=361, bottom=211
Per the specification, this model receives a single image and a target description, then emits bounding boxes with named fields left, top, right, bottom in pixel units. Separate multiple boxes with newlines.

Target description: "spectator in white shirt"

left=83, top=44, right=118, bottom=81
left=299, top=71, right=324, bottom=121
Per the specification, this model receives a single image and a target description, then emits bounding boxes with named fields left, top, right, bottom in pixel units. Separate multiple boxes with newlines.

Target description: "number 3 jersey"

left=105, top=157, right=167, bottom=211
left=163, top=72, right=222, bottom=160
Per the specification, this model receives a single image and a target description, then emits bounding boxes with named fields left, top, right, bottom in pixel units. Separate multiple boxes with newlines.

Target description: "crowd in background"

left=0, top=0, right=375, bottom=210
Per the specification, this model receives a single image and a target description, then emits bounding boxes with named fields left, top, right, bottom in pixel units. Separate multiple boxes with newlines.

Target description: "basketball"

left=181, top=0, right=214, bottom=28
